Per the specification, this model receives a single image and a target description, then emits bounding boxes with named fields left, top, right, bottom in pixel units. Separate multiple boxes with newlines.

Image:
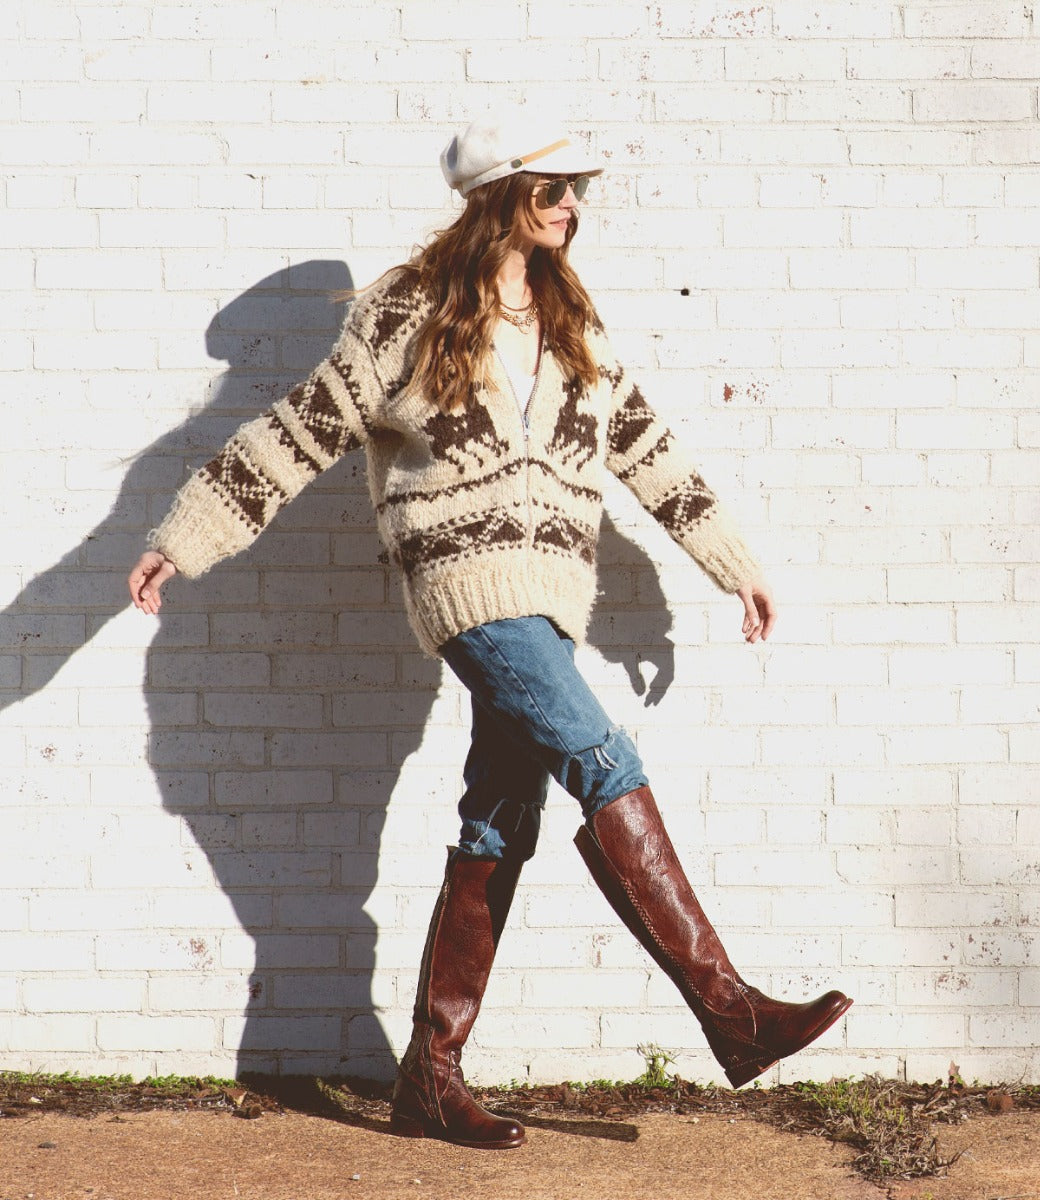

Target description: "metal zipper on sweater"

left=493, top=345, right=540, bottom=546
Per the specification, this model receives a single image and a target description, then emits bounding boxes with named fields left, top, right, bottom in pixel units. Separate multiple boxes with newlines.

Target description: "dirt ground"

left=1, top=1103, right=1038, bottom=1200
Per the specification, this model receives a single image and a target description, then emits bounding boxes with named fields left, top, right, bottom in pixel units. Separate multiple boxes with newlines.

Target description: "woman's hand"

left=128, top=551, right=177, bottom=615
left=736, top=573, right=777, bottom=644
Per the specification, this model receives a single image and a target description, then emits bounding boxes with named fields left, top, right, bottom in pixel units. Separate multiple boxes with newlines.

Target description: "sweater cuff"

left=147, top=473, right=253, bottom=579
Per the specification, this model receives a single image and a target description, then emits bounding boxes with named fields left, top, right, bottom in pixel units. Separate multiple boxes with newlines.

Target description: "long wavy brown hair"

left=400, top=173, right=601, bottom=413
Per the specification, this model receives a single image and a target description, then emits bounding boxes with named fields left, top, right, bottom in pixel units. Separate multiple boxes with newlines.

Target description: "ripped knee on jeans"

left=567, top=725, right=647, bottom=817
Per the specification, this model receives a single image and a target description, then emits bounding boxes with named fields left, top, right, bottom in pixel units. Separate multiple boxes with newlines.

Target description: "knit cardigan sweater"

left=150, top=268, right=760, bottom=656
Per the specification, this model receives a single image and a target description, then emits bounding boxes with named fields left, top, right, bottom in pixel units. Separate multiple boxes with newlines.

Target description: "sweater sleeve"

left=603, top=352, right=760, bottom=594
left=148, top=323, right=379, bottom=579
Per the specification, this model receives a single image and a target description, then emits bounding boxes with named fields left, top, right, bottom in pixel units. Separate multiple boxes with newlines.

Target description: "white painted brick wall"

left=1, top=0, right=1038, bottom=1086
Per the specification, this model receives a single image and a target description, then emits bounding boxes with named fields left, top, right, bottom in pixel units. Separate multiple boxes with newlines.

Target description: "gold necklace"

left=499, top=300, right=538, bottom=331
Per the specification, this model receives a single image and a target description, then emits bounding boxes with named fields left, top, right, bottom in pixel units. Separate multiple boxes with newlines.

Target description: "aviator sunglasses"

left=533, top=175, right=591, bottom=206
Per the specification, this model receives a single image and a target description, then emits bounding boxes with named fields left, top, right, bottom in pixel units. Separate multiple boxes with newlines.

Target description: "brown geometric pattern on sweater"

left=285, top=371, right=362, bottom=460
left=369, top=270, right=426, bottom=357
left=533, top=513, right=597, bottom=564
left=375, top=460, right=524, bottom=514
left=548, top=382, right=597, bottom=469
left=422, top=404, right=511, bottom=474
left=395, top=507, right=525, bottom=579
left=268, top=411, right=322, bottom=474
left=616, top=430, right=674, bottom=483
left=607, top=383, right=655, bottom=460
left=202, top=446, right=287, bottom=533
left=652, top=475, right=716, bottom=533
left=530, top=458, right=602, bottom=504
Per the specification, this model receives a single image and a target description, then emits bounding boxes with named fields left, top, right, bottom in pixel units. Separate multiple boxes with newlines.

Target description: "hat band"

left=509, top=138, right=570, bottom=171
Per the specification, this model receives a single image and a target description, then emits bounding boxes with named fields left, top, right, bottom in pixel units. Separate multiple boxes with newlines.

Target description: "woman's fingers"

left=128, top=552, right=176, bottom=614
left=737, top=575, right=777, bottom=644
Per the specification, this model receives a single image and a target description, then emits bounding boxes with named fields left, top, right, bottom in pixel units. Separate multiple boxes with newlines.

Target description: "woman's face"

left=513, top=175, right=582, bottom=255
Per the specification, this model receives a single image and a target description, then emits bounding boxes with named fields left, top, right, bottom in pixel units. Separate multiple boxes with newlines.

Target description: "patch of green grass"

left=0, top=1070, right=235, bottom=1094
left=634, top=1043, right=677, bottom=1089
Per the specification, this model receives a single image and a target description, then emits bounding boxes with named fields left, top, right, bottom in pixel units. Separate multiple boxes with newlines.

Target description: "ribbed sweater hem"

left=406, top=556, right=598, bottom=658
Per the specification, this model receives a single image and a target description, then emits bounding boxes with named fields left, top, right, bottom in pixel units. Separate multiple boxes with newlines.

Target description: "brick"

left=852, top=209, right=969, bottom=249
left=827, top=807, right=895, bottom=846
left=964, top=931, right=1040, bottom=967
left=889, top=566, right=1007, bottom=604
left=654, top=3, right=771, bottom=37
left=916, top=84, right=1034, bottom=122
left=98, top=1014, right=216, bottom=1052
left=24, top=978, right=145, bottom=1014
left=972, top=43, right=1040, bottom=79
left=977, top=127, right=1040, bottom=166
left=843, top=928, right=958, bottom=966
left=897, top=807, right=955, bottom=846
left=707, top=767, right=829, bottom=809
left=725, top=42, right=845, bottom=81
left=847, top=1009, right=964, bottom=1049
left=78, top=6, right=151, bottom=39
left=840, top=830, right=958, bottom=879
left=847, top=42, right=969, bottom=81
left=969, top=1013, right=1040, bottom=1047
left=890, top=647, right=1009, bottom=687
left=722, top=127, right=848, bottom=165
left=0, top=43, right=81, bottom=83
left=959, top=806, right=1016, bottom=844
left=787, top=83, right=909, bottom=122
left=916, top=248, right=1036, bottom=289
left=960, top=685, right=1040, bottom=725
left=904, top=5, right=1032, bottom=38
left=524, top=968, right=647, bottom=1009
left=942, top=170, right=1005, bottom=206
left=656, top=84, right=774, bottom=124
left=818, top=169, right=882, bottom=207
left=926, top=452, right=990, bottom=486
left=848, top=130, right=971, bottom=166
left=907, top=1050, right=1040, bottom=1085
left=1013, top=644, right=1040, bottom=682
left=960, top=764, right=1040, bottom=805
left=789, top=249, right=909, bottom=289
left=602, top=44, right=722, bottom=83
left=898, top=411, right=1016, bottom=450
left=897, top=969, right=1015, bottom=1008
left=203, top=692, right=324, bottom=729
left=715, top=849, right=837, bottom=888
left=5, top=1015, right=97, bottom=1052
left=888, top=726, right=1006, bottom=766
left=958, top=603, right=1040, bottom=644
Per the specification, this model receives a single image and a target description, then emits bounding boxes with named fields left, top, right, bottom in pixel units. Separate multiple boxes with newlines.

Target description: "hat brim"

left=460, top=145, right=604, bottom=195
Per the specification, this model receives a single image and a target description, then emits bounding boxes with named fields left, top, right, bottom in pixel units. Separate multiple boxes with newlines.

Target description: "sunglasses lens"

left=544, top=178, right=566, bottom=206
left=540, top=177, right=590, bottom=205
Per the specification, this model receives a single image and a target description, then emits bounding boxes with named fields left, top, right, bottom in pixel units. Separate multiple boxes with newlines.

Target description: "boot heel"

left=725, top=1057, right=777, bottom=1088
left=389, top=1112, right=428, bottom=1139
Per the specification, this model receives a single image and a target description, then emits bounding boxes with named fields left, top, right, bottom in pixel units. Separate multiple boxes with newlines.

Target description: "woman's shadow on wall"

left=0, top=261, right=676, bottom=1082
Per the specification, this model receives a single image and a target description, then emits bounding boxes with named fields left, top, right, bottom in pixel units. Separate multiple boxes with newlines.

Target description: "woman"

left=129, top=111, right=851, bottom=1150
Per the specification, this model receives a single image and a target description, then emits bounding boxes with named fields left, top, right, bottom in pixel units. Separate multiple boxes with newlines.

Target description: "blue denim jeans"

left=439, top=616, right=648, bottom=862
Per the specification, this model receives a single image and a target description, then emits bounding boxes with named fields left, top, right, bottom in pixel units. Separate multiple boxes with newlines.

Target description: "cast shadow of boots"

left=0, top=260, right=429, bottom=1082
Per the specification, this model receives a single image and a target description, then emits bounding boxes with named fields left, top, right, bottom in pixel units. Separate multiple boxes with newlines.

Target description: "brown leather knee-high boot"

left=390, top=850, right=525, bottom=1148
left=575, top=787, right=852, bottom=1087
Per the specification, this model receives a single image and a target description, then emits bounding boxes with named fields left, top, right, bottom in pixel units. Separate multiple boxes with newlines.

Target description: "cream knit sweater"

left=150, top=268, right=760, bottom=656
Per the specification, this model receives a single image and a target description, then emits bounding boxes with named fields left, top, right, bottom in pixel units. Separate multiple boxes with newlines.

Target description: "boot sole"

left=724, top=995, right=854, bottom=1088
left=390, top=1113, right=526, bottom=1149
